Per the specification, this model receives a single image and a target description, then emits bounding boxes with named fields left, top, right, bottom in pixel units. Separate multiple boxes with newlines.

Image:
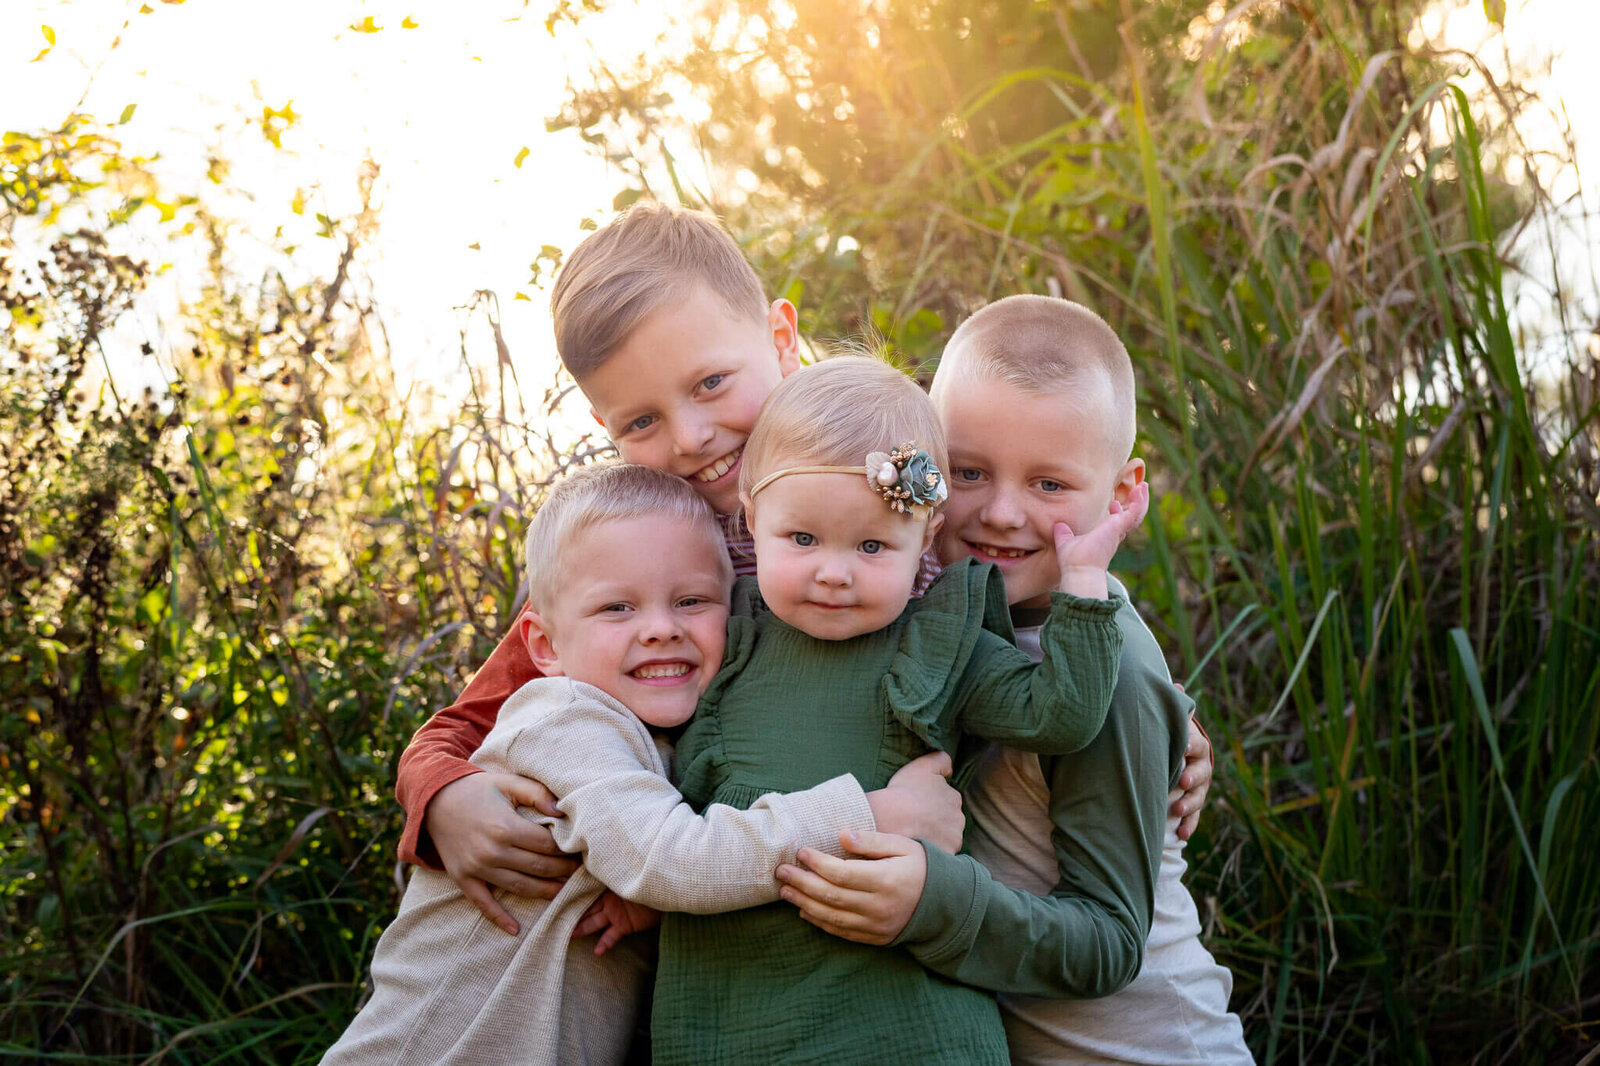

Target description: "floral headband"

left=747, top=441, right=949, bottom=519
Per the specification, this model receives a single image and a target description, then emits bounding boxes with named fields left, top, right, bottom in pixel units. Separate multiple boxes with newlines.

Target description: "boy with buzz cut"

left=323, top=463, right=889, bottom=1065
left=777, top=294, right=1253, bottom=1064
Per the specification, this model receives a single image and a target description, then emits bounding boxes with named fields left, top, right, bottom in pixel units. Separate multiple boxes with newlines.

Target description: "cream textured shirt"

left=323, top=677, right=875, bottom=1065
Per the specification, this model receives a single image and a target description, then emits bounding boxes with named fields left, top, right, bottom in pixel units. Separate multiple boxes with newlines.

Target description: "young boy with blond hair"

left=323, top=463, right=888, bottom=1064
left=779, top=294, right=1253, bottom=1063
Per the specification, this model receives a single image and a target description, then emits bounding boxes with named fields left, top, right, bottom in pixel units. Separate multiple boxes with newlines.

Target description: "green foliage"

left=560, top=1, right=1600, bottom=1061
left=0, top=121, right=597, bottom=1060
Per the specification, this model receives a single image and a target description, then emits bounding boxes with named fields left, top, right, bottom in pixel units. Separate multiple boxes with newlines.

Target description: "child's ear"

left=767, top=299, right=802, bottom=377
left=739, top=492, right=755, bottom=524
left=589, top=407, right=606, bottom=430
left=922, top=512, right=945, bottom=551
left=1110, top=458, right=1146, bottom=508
left=519, top=611, right=565, bottom=677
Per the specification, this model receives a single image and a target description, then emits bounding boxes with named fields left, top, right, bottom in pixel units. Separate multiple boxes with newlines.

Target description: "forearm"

left=892, top=844, right=1144, bottom=998
left=897, top=657, right=1188, bottom=997
left=959, top=592, right=1124, bottom=754
left=573, top=774, right=875, bottom=913
left=395, top=614, right=541, bottom=866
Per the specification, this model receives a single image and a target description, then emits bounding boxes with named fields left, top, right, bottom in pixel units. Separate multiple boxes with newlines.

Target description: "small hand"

left=573, top=891, right=660, bottom=956
left=1170, top=706, right=1213, bottom=840
left=1054, top=482, right=1151, bottom=598
left=775, top=830, right=927, bottom=945
left=426, top=772, right=581, bottom=935
left=865, top=751, right=965, bottom=854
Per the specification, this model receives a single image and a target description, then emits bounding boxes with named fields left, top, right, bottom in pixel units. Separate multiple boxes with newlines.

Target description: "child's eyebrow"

left=683, top=360, right=730, bottom=384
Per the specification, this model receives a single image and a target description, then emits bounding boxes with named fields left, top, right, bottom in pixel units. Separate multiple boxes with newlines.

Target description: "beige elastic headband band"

left=747, top=465, right=862, bottom=500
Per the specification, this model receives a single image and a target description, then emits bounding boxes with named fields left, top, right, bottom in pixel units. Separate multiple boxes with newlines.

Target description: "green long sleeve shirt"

left=891, top=578, right=1192, bottom=999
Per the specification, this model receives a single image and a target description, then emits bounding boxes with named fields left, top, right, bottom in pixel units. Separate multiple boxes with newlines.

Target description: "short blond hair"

left=932, top=295, right=1137, bottom=462
left=550, top=202, right=769, bottom=379
left=524, top=463, right=732, bottom=612
left=740, top=355, right=948, bottom=503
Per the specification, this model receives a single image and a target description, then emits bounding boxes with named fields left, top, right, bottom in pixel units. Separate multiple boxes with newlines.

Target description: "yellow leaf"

left=350, top=15, right=381, bottom=33
left=402, top=15, right=419, bottom=29
left=513, top=146, right=530, bottom=168
left=42, top=25, right=56, bottom=45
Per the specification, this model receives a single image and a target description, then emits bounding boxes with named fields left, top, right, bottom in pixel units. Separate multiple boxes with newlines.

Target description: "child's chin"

left=634, top=699, right=699, bottom=729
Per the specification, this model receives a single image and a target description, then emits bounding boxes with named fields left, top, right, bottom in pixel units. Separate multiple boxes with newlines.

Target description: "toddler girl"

left=649, top=355, right=1148, bottom=1065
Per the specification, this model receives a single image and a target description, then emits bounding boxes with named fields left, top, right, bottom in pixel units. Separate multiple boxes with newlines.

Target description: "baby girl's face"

left=744, top=472, right=939, bottom=641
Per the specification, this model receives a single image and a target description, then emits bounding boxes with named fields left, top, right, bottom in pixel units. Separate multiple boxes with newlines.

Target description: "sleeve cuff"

left=1049, top=588, right=1125, bottom=621
left=889, top=842, right=987, bottom=966
left=780, top=774, right=876, bottom=859
left=396, top=764, right=485, bottom=870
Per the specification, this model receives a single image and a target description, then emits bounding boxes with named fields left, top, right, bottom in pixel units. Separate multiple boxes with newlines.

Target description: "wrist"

left=865, top=788, right=900, bottom=836
left=1057, top=566, right=1110, bottom=600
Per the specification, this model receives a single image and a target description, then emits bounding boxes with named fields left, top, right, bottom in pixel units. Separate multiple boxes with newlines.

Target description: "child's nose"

left=981, top=487, right=1027, bottom=529
left=671, top=412, right=716, bottom=457
left=639, top=608, right=684, bottom=643
left=814, top=556, right=852, bottom=586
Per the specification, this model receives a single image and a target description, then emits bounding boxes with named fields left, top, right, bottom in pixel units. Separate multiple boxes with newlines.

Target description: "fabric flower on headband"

left=864, top=442, right=948, bottom=519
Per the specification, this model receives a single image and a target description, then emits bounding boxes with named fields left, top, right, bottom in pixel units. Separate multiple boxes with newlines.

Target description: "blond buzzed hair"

left=932, top=295, right=1137, bottom=462
left=524, top=463, right=732, bottom=612
left=550, top=201, right=770, bottom=379
left=740, top=355, right=948, bottom=505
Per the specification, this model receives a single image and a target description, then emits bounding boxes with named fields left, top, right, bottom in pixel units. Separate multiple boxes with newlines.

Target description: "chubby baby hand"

left=1053, top=481, right=1151, bottom=598
left=573, top=890, right=660, bottom=956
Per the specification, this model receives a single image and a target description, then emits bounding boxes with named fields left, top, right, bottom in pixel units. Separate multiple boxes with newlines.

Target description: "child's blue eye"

left=677, top=596, right=706, bottom=608
left=860, top=540, right=883, bottom=555
left=626, top=414, right=657, bottom=433
left=956, top=468, right=983, bottom=482
left=700, top=373, right=725, bottom=392
left=602, top=603, right=632, bottom=613
left=791, top=532, right=816, bottom=547
left=1037, top=479, right=1065, bottom=493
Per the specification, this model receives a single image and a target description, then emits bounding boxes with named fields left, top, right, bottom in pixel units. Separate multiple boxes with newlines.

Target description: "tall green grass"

left=703, top=8, right=1600, bottom=1060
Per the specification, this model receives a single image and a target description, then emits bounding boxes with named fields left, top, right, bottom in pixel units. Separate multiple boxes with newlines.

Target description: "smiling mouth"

left=630, top=662, right=694, bottom=681
left=692, top=446, right=742, bottom=483
left=966, top=541, right=1038, bottom=561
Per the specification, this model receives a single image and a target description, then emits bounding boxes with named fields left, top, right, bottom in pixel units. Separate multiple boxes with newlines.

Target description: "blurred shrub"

left=0, top=119, right=595, bottom=1060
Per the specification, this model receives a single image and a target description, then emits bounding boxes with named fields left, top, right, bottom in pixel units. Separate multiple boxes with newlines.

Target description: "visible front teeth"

left=977, top=544, right=1032, bottom=559
left=693, top=447, right=742, bottom=483
left=632, top=663, right=691, bottom=679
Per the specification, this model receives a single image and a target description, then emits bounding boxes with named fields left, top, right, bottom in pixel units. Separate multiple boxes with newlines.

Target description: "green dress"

left=651, top=558, right=1125, bottom=1065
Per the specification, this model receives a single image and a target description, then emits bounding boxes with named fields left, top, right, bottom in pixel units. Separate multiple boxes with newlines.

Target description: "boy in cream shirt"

left=323, top=463, right=881, bottom=1065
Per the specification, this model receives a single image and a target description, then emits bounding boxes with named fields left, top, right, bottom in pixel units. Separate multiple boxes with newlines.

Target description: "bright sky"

left=0, top=0, right=659, bottom=410
left=1, top=0, right=1593, bottom=408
